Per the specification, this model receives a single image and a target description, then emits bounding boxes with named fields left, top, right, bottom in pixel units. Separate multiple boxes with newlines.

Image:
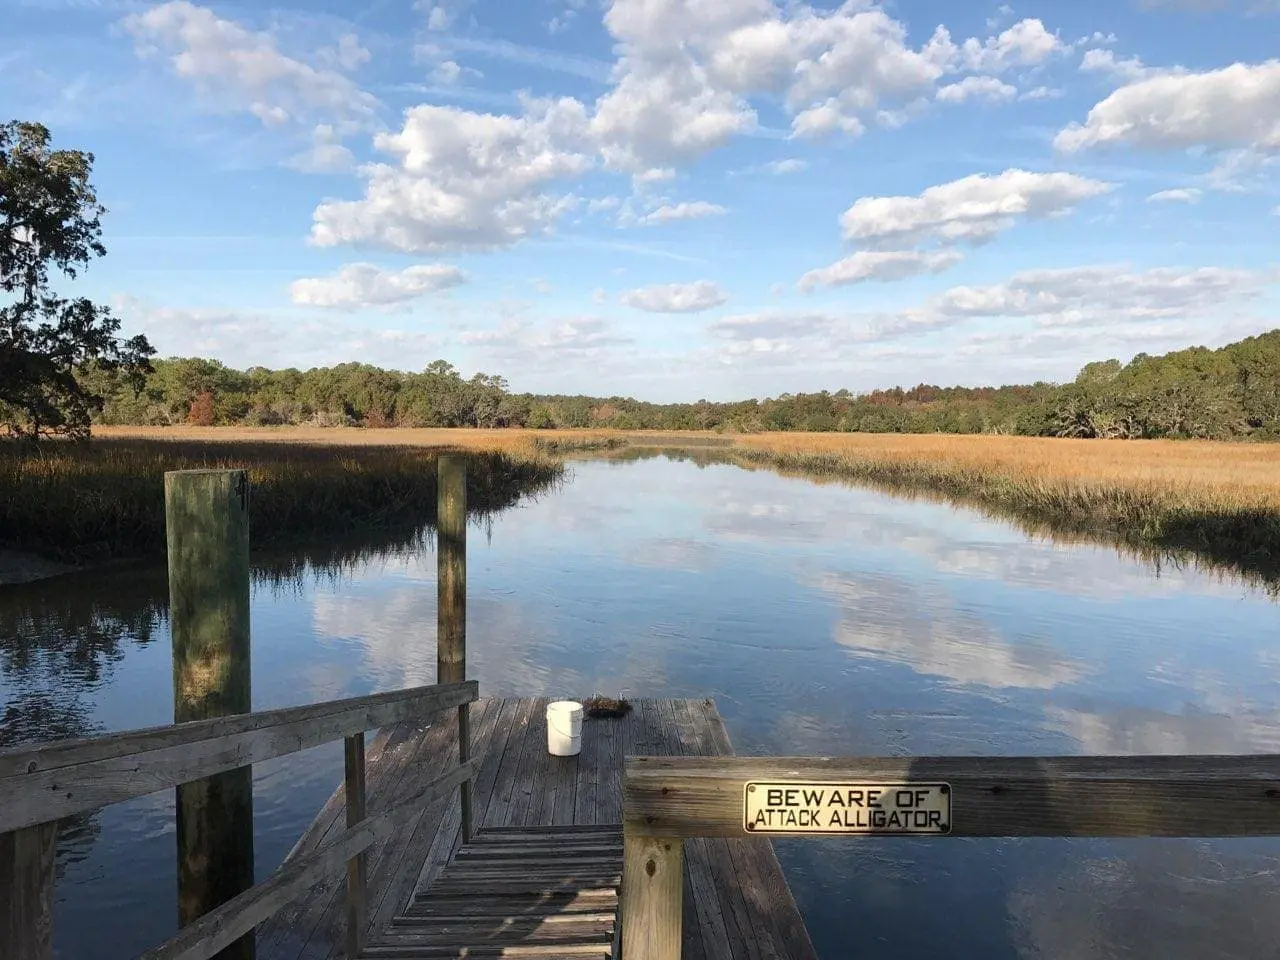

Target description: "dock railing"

left=619, top=753, right=1280, bottom=959
left=0, top=679, right=479, bottom=960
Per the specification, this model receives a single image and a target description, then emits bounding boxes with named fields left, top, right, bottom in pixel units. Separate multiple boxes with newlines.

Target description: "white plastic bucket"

left=546, top=700, right=583, bottom=757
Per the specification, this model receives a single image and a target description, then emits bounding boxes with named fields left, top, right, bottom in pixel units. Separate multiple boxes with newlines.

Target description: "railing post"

left=0, top=821, right=57, bottom=960
left=166, top=469, right=255, bottom=960
left=343, top=732, right=367, bottom=958
left=437, top=455, right=472, bottom=844
left=620, top=827, right=683, bottom=960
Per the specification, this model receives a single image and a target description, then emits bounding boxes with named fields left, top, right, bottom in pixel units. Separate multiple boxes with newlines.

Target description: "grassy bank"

left=0, top=429, right=604, bottom=565
left=728, top=433, right=1280, bottom=590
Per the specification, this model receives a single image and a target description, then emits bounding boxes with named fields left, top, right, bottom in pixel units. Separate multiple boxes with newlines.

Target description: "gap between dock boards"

left=255, top=697, right=817, bottom=960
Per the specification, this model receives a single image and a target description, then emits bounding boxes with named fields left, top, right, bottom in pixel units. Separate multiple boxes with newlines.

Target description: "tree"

left=1, top=121, right=153, bottom=439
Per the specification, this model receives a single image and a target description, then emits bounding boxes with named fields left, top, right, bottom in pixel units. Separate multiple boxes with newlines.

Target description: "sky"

left=4, top=0, right=1280, bottom=402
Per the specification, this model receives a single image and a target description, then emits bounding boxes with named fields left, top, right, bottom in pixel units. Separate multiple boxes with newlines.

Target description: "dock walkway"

left=256, top=697, right=817, bottom=960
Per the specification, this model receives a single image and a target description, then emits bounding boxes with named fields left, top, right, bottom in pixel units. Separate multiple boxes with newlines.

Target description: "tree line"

left=76, top=328, right=1280, bottom=440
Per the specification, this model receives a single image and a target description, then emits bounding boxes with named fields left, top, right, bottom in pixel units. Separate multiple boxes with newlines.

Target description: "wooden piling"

left=343, top=733, right=367, bottom=959
left=436, top=455, right=472, bottom=843
left=620, top=832, right=683, bottom=960
left=166, top=469, right=255, bottom=960
left=0, top=821, right=57, bottom=960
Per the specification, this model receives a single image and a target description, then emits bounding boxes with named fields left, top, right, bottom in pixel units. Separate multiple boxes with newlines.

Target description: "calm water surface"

left=2, top=453, right=1278, bottom=959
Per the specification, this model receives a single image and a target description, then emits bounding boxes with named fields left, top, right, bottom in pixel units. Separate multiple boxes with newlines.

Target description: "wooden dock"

left=255, top=697, right=817, bottom=960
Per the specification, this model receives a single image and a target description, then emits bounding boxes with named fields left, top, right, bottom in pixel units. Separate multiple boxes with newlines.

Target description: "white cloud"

left=764, top=158, right=807, bottom=174
left=589, top=58, right=758, bottom=170
left=1204, top=146, right=1278, bottom=192
left=116, top=294, right=447, bottom=370
left=959, top=18, right=1064, bottom=73
left=986, top=4, right=1015, bottom=30
left=1147, top=187, right=1202, bottom=203
left=1079, top=47, right=1152, bottom=82
left=290, top=263, right=466, bottom=308
left=317, top=33, right=370, bottom=72
left=418, top=0, right=473, bottom=31
left=1019, top=85, right=1063, bottom=100
left=458, top=316, right=630, bottom=364
left=589, top=2, right=1052, bottom=169
left=708, top=263, right=1272, bottom=357
left=431, top=60, right=462, bottom=85
left=309, top=95, right=594, bottom=252
left=620, top=280, right=728, bottom=312
left=1055, top=60, right=1280, bottom=153
left=838, top=169, right=1112, bottom=248
left=799, top=250, right=964, bottom=291
left=592, top=286, right=608, bottom=304
left=1273, top=204, right=1280, bottom=215
left=633, top=166, right=676, bottom=186
left=936, top=75, right=1017, bottom=104
left=285, top=123, right=355, bottom=173
left=122, top=1, right=379, bottom=131
left=790, top=100, right=866, bottom=138
left=637, top=200, right=728, bottom=225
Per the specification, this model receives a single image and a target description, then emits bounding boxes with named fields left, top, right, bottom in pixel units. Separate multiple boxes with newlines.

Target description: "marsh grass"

left=728, top=433, right=1280, bottom=592
left=0, top=432, right=584, bottom=564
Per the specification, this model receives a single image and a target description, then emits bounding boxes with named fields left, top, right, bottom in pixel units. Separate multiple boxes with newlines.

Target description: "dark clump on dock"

left=256, top=697, right=816, bottom=960
left=582, top=695, right=633, bottom=719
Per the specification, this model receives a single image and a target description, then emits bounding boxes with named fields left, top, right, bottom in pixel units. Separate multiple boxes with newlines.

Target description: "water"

left=2, top=452, right=1278, bottom=958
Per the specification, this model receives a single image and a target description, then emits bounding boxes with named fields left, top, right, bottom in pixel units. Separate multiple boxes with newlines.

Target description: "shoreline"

left=0, top=548, right=81, bottom=587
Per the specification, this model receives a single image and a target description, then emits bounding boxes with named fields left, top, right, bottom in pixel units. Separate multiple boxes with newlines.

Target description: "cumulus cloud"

left=620, top=280, right=728, bottom=312
left=309, top=95, right=594, bottom=252
left=838, top=169, right=1113, bottom=248
left=1147, top=187, right=1202, bottom=203
left=1080, top=47, right=1153, bottom=82
left=589, top=2, right=1060, bottom=168
left=637, top=200, right=728, bottom=225
left=290, top=263, right=466, bottom=308
left=936, top=75, right=1017, bottom=104
left=958, top=18, right=1064, bottom=73
left=1055, top=60, right=1280, bottom=153
left=799, top=250, right=964, bottom=291
left=121, top=1, right=379, bottom=131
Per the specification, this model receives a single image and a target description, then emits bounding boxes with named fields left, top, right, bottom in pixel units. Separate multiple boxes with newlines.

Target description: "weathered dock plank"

left=258, top=698, right=815, bottom=960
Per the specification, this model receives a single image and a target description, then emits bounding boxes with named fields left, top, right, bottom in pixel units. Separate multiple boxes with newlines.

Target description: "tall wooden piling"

left=165, top=469, right=255, bottom=960
left=436, top=455, right=472, bottom=842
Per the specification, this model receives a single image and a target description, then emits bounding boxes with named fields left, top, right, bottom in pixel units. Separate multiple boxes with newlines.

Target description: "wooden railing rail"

left=0, top=679, right=478, bottom=960
left=0, top=680, right=478, bottom=833
left=619, top=754, right=1280, bottom=960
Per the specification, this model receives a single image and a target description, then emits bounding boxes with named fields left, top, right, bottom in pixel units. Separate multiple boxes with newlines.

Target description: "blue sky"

left=4, top=0, right=1279, bottom=401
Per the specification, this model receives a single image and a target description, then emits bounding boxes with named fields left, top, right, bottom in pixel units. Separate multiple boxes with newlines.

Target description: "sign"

left=743, top=781, right=951, bottom=835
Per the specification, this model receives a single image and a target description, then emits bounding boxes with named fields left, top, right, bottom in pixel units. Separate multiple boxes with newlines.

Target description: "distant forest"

left=83, top=329, right=1280, bottom=440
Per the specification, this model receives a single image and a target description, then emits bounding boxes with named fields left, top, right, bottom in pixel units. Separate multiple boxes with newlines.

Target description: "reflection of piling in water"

left=166, top=469, right=255, bottom=960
